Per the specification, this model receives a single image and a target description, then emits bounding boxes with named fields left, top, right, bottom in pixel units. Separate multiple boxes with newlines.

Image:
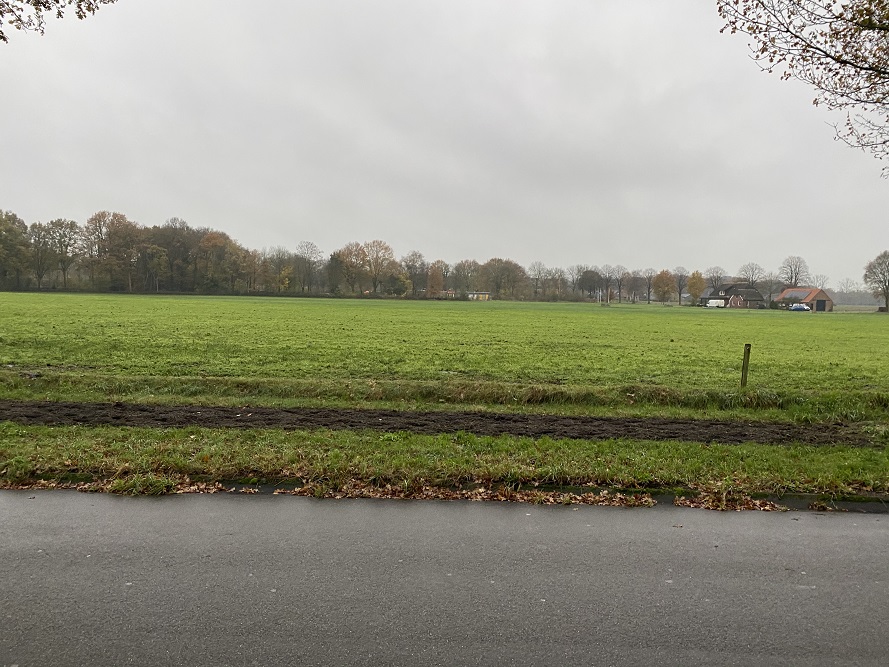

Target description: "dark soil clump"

left=0, top=399, right=872, bottom=446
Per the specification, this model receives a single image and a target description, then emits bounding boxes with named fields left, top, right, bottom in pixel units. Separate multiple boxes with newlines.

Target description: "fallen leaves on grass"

left=3, top=476, right=656, bottom=506
left=274, top=481, right=657, bottom=507
left=2, top=477, right=248, bottom=495
left=175, top=480, right=226, bottom=494
left=3, top=479, right=104, bottom=492
left=674, top=493, right=788, bottom=512
left=808, top=501, right=847, bottom=512
left=4, top=477, right=791, bottom=511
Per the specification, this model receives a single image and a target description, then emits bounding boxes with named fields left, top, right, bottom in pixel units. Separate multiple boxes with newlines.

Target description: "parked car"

left=789, top=303, right=811, bottom=311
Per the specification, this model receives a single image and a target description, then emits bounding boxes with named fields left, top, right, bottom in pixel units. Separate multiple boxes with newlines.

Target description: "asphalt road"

left=1, top=492, right=887, bottom=667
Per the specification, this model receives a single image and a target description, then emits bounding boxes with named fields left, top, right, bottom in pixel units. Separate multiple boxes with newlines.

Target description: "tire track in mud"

left=0, top=400, right=872, bottom=446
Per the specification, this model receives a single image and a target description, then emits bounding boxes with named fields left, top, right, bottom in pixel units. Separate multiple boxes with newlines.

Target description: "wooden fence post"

left=741, top=343, right=751, bottom=388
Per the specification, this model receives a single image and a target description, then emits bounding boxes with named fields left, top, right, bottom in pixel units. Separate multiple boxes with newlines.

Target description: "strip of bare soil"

left=0, top=400, right=872, bottom=446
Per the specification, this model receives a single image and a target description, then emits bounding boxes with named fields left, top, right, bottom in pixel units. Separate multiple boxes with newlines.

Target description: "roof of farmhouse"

left=708, top=283, right=764, bottom=300
left=777, top=288, right=827, bottom=302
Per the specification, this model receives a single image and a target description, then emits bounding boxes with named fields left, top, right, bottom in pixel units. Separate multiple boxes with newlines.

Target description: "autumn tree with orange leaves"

left=652, top=270, right=675, bottom=304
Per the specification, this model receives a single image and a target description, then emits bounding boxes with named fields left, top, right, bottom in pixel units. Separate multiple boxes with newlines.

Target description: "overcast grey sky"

left=1, top=0, right=885, bottom=285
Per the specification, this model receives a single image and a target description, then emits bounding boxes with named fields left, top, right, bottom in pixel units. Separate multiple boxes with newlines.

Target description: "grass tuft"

left=108, top=473, right=177, bottom=495
left=0, top=455, right=34, bottom=482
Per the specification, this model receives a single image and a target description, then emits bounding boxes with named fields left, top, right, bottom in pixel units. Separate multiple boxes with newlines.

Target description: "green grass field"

left=1, top=292, right=887, bottom=418
left=2, top=292, right=887, bottom=385
left=2, top=293, right=888, bottom=498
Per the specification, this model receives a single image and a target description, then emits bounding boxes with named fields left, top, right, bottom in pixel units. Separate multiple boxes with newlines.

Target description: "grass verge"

left=2, top=422, right=887, bottom=498
left=3, top=369, right=889, bottom=424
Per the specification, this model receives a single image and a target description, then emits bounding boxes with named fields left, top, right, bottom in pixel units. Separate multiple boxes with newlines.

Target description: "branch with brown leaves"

left=0, top=0, right=117, bottom=42
left=718, top=0, right=889, bottom=174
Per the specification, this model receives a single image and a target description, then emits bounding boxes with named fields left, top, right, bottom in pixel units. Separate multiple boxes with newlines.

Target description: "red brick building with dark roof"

left=699, top=283, right=765, bottom=308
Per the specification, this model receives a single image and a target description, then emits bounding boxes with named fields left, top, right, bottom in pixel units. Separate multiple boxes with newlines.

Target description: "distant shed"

left=776, top=287, right=834, bottom=312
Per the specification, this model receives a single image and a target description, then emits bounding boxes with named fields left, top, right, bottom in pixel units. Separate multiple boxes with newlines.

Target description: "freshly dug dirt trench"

left=0, top=399, right=872, bottom=446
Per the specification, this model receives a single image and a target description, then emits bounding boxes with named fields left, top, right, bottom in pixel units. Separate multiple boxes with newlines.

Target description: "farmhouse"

left=776, top=287, right=834, bottom=312
left=699, top=283, right=765, bottom=309
left=466, top=292, right=491, bottom=301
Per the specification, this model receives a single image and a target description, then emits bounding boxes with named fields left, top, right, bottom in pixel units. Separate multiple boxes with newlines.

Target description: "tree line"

left=2, top=208, right=887, bottom=307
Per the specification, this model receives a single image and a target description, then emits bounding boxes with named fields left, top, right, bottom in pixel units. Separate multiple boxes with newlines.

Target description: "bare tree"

left=779, top=255, right=810, bottom=287
left=642, top=268, right=657, bottom=304
left=400, top=251, right=428, bottom=296
left=452, top=259, right=480, bottom=295
left=546, top=267, right=566, bottom=299
left=812, top=273, right=830, bottom=289
left=718, top=0, right=889, bottom=174
left=527, top=261, right=547, bottom=297
left=864, top=250, right=889, bottom=310
left=481, top=258, right=528, bottom=299
left=613, top=265, right=628, bottom=303
left=81, top=210, right=139, bottom=291
left=363, top=239, right=396, bottom=294
left=265, top=246, right=293, bottom=293
left=628, top=270, right=643, bottom=303
left=438, top=260, right=451, bottom=289
left=762, top=271, right=783, bottom=303
left=294, top=241, right=323, bottom=293
left=836, top=277, right=863, bottom=293
left=566, top=264, right=588, bottom=294
left=704, top=266, right=726, bottom=291
left=333, top=242, right=367, bottom=294
left=47, top=218, right=79, bottom=288
left=155, top=217, right=202, bottom=293
left=27, top=222, right=55, bottom=289
left=135, top=242, right=168, bottom=292
left=674, top=266, right=689, bottom=305
left=79, top=211, right=107, bottom=287
left=737, top=262, right=765, bottom=287
left=600, top=265, right=617, bottom=303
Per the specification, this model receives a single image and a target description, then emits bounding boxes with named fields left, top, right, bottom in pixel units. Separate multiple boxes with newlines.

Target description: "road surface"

left=1, top=492, right=886, bottom=666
